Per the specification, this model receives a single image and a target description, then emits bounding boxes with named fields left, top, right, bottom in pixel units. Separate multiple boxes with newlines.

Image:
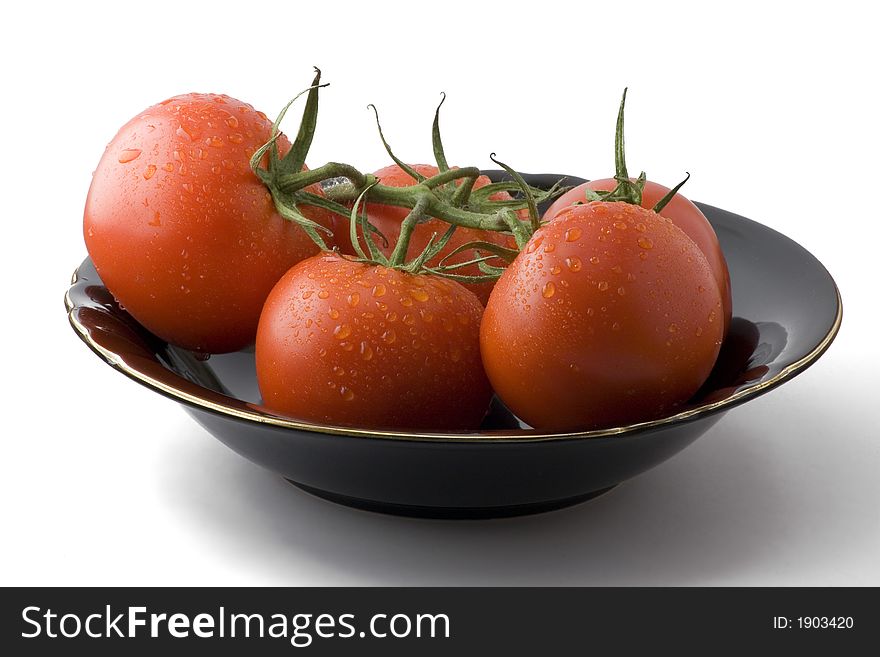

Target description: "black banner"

left=1, top=588, right=875, bottom=655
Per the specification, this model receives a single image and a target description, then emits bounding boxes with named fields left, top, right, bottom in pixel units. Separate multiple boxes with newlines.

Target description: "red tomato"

left=84, top=93, right=335, bottom=353
left=481, top=201, right=724, bottom=432
left=544, top=179, right=732, bottom=334
left=335, top=164, right=516, bottom=305
left=256, top=252, right=492, bottom=431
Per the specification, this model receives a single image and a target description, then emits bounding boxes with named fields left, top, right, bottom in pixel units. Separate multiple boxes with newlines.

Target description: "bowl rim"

left=64, top=187, right=843, bottom=444
left=66, top=205, right=843, bottom=444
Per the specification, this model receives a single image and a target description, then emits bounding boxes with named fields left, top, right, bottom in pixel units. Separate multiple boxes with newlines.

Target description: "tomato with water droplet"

left=544, top=179, right=732, bottom=334
left=84, top=93, right=336, bottom=353
left=481, top=201, right=724, bottom=431
left=256, top=252, right=492, bottom=430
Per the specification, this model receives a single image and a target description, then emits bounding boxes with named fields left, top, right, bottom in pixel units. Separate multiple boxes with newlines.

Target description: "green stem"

left=500, top=209, right=531, bottom=249
left=278, top=161, right=512, bottom=232
left=615, top=88, right=629, bottom=180
left=276, top=162, right=369, bottom=192
left=388, top=196, right=429, bottom=267
left=451, top=174, right=477, bottom=206
left=653, top=172, right=690, bottom=213
left=432, top=92, right=449, bottom=172
left=422, top=167, right=480, bottom=190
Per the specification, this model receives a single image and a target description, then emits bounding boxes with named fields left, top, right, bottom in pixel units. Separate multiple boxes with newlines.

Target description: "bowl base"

left=286, top=480, right=617, bottom=519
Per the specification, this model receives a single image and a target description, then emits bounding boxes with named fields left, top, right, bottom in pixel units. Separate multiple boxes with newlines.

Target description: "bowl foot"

left=286, top=480, right=617, bottom=519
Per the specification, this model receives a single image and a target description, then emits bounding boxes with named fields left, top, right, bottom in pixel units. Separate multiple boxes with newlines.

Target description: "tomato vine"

left=250, top=68, right=565, bottom=282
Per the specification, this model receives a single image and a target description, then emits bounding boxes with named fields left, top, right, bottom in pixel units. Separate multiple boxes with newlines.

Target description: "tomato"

left=335, top=163, right=516, bottom=305
left=83, top=93, right=335, bottom=353
left=544, top=179, right=732, bottom=334
left=256, top=252, right=492, bottom=430
left=481, top=201, right=724, bottom=432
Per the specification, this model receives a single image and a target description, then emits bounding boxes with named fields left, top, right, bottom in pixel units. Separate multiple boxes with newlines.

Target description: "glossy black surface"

left=66, top=172, right=841, bottom=517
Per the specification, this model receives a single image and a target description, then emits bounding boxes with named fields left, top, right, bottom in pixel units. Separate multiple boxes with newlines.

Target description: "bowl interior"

left=67, top=171, right=841, bottom=439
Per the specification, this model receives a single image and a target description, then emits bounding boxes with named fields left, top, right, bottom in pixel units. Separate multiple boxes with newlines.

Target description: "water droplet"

left=334, top=324, right=352, bottom=340
left=614, top=221, right=628, bottom=230
left=400, top=296, right=413, bottom=307
left=550, top=265, right=561, bottom=275
left=542, top=281, right=556, bottom=298
left=598, top=281, right=609, bottom=292
left=638, top=237, right=654, bottom=250
left=543, top=243, right=556, bottom=253
left=589, top=256, right=600, bottom=265
left=382, top=329, right=397, bottom=344
left=302, top=291, right=313, bottom=300
left=333, top=365, right=345, bottom=376
left=328, top=308, right=340, bottom=319
left=611, top=322, right=621, bottom=331
left=207, top=135, right=224, bottom=148
left=117, top=149, right=141, bottom=163
left=639, top=252, right=648, bottom=261
left=182, top=182, right=193, bottom=194
left=225, top=115, right=239, bottom=128
left=695, top=326, right=704, bottom=337
left=526, top=235, right=544, bottom=253
left=611, top=265, right=623, bottom=274
left=228, top=133, right=244, bottom=144
left=668, top=323, right=679, bottom=333
left=360, top=341, right=374, bottom=361
left=148, top=211, right=161, bottom=227
left=372, top=284, right=386, bottom=298
left=617, top=286, right=626, bottom=296
left=409, top=288, right=429, bottom=302
left=386, top=311, right=398, bottom=323
left=340, top=386, right=355, bottom=401
left=143, top=164, right=157, bottom=180
left=565, top=256, right=582, bottom=272
left=347, top=292, right=360, bottom=307
left=698, top=285, right=706, bottom=293
left=318, top=290, right=329, bottom=299
left=569, top=363, right=580, bottom=373
left=403, top=313, right=415, bottom=326
left=708, top=310, right=717, bottom=323
left=635, top=222, right=647, bottom=232
left=586, top=307, right=595, bottom=317
left=564, top=227, right=582, bottom=242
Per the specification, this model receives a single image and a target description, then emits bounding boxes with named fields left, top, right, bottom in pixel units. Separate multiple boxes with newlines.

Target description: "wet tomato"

left=83, top=93, right=335, bottom=353
left=481, top=201, right=724, bottom=432
left=544, top=179, right=732, bottom=334
left=256, top=252, right=493, bottom=431
left=335, top=163, right=516, bottom=305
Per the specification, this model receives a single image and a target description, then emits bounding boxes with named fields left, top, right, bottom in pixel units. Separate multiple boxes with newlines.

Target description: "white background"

left=2, top=1, right=878, bottom=585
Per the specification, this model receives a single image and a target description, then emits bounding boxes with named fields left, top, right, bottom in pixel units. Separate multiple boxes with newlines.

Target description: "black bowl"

left=66, top=172, right=841, bottom=518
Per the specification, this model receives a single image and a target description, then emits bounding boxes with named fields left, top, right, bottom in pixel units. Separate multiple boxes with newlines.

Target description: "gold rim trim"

left=66, top=268, right=842, bottom=444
